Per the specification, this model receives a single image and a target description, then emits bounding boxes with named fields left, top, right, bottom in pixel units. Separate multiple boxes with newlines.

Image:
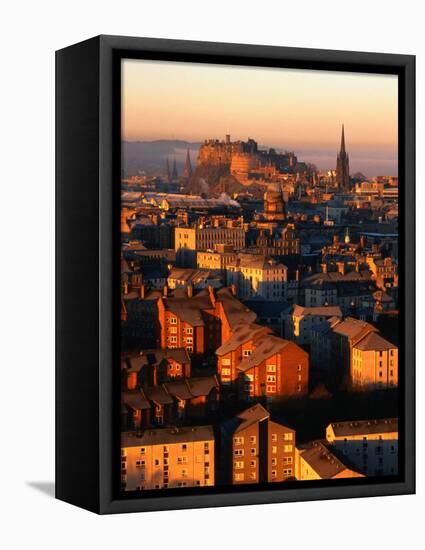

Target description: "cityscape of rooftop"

left=120, top=60, right=400, bottom=494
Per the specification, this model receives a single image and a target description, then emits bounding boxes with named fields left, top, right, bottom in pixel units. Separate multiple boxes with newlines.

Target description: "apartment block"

left=224, top=404, right=296, bottom=484
left=121, top=426, right=215, bottom=491
left=326, top=418, right=398, bottom=476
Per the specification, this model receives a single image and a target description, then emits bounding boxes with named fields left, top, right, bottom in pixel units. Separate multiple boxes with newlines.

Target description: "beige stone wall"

left=122, top=436, right=214, bottom=491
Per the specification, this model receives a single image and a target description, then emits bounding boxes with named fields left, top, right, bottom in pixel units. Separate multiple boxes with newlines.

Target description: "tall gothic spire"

left=340, top=124, right=346, bottom=154
left=165, top=157, right=171, bottom=181
left=336, top=124, right=350, bottom=192
left=182, top=148, right=193, bottom=179
left=171, top=157, right=178, bottom=180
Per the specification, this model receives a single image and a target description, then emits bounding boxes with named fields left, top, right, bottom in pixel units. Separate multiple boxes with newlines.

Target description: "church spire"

left=182, top=148, right=193, bottom=179
left=171, top=157, right=178, bottom=181
left=336, top=124, right=350, bottom=192
left=165, top=157, right=171, bottom=181
left=340, top=124, right=346, bottom=154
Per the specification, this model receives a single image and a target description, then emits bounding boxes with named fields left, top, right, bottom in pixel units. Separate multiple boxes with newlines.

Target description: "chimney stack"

left=140, top=285, right=146, bottom=299
left=163, top=285, right=168, bottom=297
left=123, top=281, right=128, bottom=295
left=230, top=284, right=237, bottom=296
left=187, top=284, right=193, bottom=298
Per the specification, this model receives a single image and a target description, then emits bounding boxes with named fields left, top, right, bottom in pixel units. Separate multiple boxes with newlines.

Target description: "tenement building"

left=175, top=222, right=245, bottom=267
left=121, top=426, right=215, bottom=491
left=226, top=253, right=288, bottom=300
left=216, top=321, right=309, bottom=400
left=326, top=418, right=398, bottom=476
left=223, top=404, right=296, bottom=484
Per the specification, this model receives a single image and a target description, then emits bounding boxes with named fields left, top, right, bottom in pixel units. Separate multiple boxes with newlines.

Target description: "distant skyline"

left=122, top=59, right=398, bottom=176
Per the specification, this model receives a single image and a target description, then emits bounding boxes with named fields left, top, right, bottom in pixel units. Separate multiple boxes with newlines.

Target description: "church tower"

left=165, top=157, right=171, bottom=182
left=336, top=124, right=350, bottom=192
left=171, top=157, right=178, bottom=181
left=182, top=148, right=193, bottom=179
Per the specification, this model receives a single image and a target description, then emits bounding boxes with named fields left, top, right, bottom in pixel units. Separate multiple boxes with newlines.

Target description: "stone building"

left=222, top=404, right=296, bottom=484
left=326, top=418, right=398, bottom=476
left=263, top=182, right=286, bottom=222
left=121, top=426, right=214, bottom=491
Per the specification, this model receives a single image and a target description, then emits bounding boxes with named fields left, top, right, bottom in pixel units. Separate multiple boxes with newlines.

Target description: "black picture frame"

left=56, top=35, right=415, bottom=514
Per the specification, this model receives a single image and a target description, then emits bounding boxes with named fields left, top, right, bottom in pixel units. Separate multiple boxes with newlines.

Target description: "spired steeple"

left=182, top=148, right=193, bottom=179
left=165, top=157, right=171, bottom=181
left=336, top=124, right=350, bottom=192
left=171, top=157, right=178, bottom=181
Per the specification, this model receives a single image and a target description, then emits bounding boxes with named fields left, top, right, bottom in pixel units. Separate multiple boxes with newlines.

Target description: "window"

left=234, top=449, right=244, bottom=456
left=250, top=472, right=257, bottom=480
left=243, top=349, right=252, bottom=357
left=234, top=461, right=244, bottom=469
left=271, top=458, right=277, bottom=466
left=284, top=433, right=293, bottom=441
left=297, top=384, right=302, bottom=392
left=221, top=368, right=231, bottom=376
left=169, top=317, right=177, bottom=324
left=250, top=460, right=256, bottom=468
left=136, top=460, right=145, bottom=468
left=186, top=327, right=193, bottom=335
left=154, top=459, right=160, bottom=466
left=267, top=364, right=276, bottom=372
left=271, top=470, right=277, bottom=479
left=297, top=364, right=302, bottom=371
left=186, top=337, right=193, bottom=344
left=182, top=444, right=187, bottom=451
left=140, top=448, right=146, bottom=455
left=283, top=457, right=293, bottom=464
left=271, top=433, right=277, bottom=442
left=267, top=385, right=276, bottom=393
left=250, top=436, right=256, bottom=444
left=222, top=358, right=231, bottom=366
left=233, top=436, right=244, bottom=445
left=283, top=468, right=293, bottom=477
left=272, top=446, right=277, bottom=454
left=234, top=473, right=244, bottom=481
left=177, top=456, right=188, bottom=464
left=250, top=448, right=256, bottom=456
left=181, top=469, right=188, bottom=478
left=284, top=445, right=293, bottom=453
left=267, top=375, right=276, bottom=382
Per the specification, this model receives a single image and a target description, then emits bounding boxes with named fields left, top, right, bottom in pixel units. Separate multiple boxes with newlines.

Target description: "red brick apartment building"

left=157, top=286, right=256, bottom=355
left=216, top=322, right=309, bottom=400
left=223, top=404, right=296, bottom=484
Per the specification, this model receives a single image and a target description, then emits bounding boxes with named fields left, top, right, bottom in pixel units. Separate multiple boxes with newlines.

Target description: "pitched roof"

left=234, top=403, right=270, bottom=433
left=122, top=390, right=151, bottom=411
left=292, top=304, right=343, bottom=318
left=216, top=322, right=271, bottom=356
left=163, top=379, right=193, bottom=401
left=216, top=287, right=257, bottom=329
left=144, top=385, right=174, bottom=406
left=354, top=332, right=396, bottom=351
left=127, top=348, right=190, bottom=374
left=331, top=317, right=377, bottom=340
left=122, top=425, right=214, bottom=447
left=186, top=375, right=219, bottom=397
left=237, top=335, right=302, bottom=373
left=300, top=441, right=357, bottom=478
left=328, top=418, right=398, bottom=437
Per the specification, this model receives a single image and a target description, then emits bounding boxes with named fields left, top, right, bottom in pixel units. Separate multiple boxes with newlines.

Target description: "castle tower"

left=171, top=157, right=178, bottom=181
left=336, top=124, right=350, bottom=192
left=263, top=182, right=286, bottom=222
left=182, top=148, right=193, bottom=179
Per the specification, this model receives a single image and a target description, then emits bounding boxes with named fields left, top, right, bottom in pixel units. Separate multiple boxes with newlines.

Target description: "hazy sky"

left=122, top=59, right=398, bottom=176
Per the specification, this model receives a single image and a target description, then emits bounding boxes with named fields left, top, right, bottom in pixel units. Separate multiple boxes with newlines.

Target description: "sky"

left=122, top=59, right=398, bottom=177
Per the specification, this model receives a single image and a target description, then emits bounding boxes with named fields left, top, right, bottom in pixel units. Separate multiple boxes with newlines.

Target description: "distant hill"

left=122, top=140, right=201, bottom=176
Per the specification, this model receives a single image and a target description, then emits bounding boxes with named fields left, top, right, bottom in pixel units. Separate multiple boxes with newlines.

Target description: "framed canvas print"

left=56, top=35, right=415, bottom=514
